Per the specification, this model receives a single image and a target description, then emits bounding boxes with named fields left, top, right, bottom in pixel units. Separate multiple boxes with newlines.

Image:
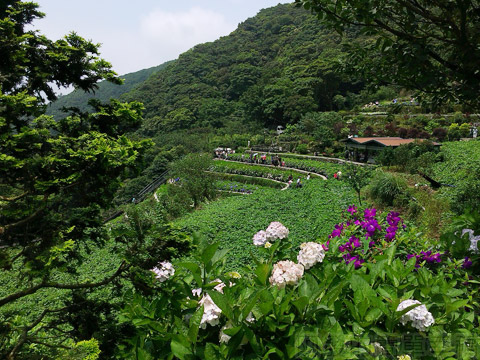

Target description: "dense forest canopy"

left=295, top=0, right=480, bottom=110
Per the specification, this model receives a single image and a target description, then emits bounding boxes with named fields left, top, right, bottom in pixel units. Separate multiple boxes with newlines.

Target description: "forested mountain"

left=46, top=62, right=171, bottom=119
left=121, top=3, right=366, bottom=136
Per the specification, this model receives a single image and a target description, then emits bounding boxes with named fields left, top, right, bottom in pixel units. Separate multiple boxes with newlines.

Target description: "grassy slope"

left=432, top=140, right=480, bottom=184
left=174, top=178, right=355, bottom=270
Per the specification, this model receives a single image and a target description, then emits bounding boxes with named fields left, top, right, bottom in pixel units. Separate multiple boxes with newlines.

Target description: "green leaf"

left=201, top=242, right=220, bottom=265
left=299, top=273, right=319, bottom=297
left=241, top=292, right=260, bottom=320
left=211, top=248, right=229, bottom=266
left=204, top=343, right=222, bottom=359
left=187, top=305, right=203, bottom=343
left=330, top=322, right=345, bottom=353
left=207, top=290, right=234, bottom=320
left=177, top=262, right=203, bottom=286
left=223, top=326, right=241, bottom=336
left=385, top=244, right=397, bottom=265
left=364, top=308, right=383, bottom=323
left=255, top=263, right=271, bottom=286
left=292, top=296, right=309, bottom=314
left=171, top=335, right=192, bottom=360
left=446, top=299, right=469, bottom=315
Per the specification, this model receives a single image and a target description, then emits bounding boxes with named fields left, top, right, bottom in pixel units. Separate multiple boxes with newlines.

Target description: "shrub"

left=368, top=171, right=408, bottom=206
left=119, top=209, right=480, bottom=360
left=295, top=143, right=309, bottom=154
left=432, top=127, right=447, bottom=141
left=169, top=153, right=216, bottom=208
left=376, top=147, right=395, bottom=166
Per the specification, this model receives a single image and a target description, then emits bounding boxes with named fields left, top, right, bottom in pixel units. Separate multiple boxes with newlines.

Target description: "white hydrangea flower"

left=151, top=261, right=175, bottom=282
left=192, top=288, right=202, bottom=297
left=297, top=242, right=325, bottom=269
left=199, top=293, right=222, bottom=329
left=245, top=312, right=255, bottom=323
left=397, top=299, right=435, bottom=331
left=213, top=279, right=226, bottom=294
left=219, top=322, right=232, bottom=344
left=265, top=222, right=289, bottom=242
left=462, top=229, right=480, bottom=253
left=372, top=342, right=385, bottom=356
left=253, top=230, right=267, bottom=246
left=269, top=260, right=304, bottom=288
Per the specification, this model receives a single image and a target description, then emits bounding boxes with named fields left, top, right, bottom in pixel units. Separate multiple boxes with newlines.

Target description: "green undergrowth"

left=432, top=140, right=480, bottom=185
left=432, top=140, right=480, bottom=214
left=174, top=178, right=356, bottom=270
left=211, top=171, right=285, bottom=189
left=215, top=180, right=263, bottom=194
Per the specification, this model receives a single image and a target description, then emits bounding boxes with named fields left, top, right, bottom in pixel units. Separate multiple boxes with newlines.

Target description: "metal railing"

left=103, top=170, right=169, bottom=223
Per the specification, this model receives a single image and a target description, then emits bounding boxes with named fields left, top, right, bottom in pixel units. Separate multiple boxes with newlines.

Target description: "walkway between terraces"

left=245, top=150, right=369, bottom=166
left=214, top=158, right=328, bottom=180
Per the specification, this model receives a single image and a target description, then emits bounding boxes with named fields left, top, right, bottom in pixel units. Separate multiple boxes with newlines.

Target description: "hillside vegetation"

left=46, top=62, right=171, bottom=119
left=122, top=3, right=366, bottom=135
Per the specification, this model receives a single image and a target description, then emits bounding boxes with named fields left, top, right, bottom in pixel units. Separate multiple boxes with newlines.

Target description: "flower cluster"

left=269, top=260, right=304, bottom=288
left=297, top=242, right=325, bottom=269
left=463, top=256, right=473, bottom=269
left=253, top=230, right=267, bottom=246
left=461, top=228, right=480, bottom=253
left=151, top=261, right=175, bottom=282
left=385, top=211, right=403, bottom=241
left=396, top=299, right=435, bottom=331
left=265, top=221, right=289, bottom=241
left=219, top=322, right=232, bottom=343
left=192, top=279, right=231, bottom=329
left=347, top=205, right=357, bottom=215
left=253, top=222, right=289, bottom=246
left=407, top=251, right=443, bottom=268
left=329, top=207, right=406, bottom=269
left=199, top=293, right=222, bottom=329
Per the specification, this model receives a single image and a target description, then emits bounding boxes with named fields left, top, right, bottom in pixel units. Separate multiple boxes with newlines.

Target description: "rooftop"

left=344, top=137, right=441, bottom=147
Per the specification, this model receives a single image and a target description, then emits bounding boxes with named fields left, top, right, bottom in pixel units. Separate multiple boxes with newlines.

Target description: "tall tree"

left=295, top=0, right=480, bottom=108
left=0, top=1, right=149, bottom=357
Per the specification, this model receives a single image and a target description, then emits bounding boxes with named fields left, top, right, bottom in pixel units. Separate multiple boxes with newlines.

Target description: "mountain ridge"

left=46, top=61, right=173, bottom=118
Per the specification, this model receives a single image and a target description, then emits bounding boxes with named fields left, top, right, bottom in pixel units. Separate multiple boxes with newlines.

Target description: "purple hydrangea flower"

left=354, top=259, right=365, bottom=269
left=329, top=223, right=344, bottom=238
left=385, top=225, right=398, bottom=241
left=463, top=257, right=473, bottom=269
left=350, top=236, right=361, bottom=248
left=363, top=219, right=381, bottom=235
left=347, top=205, right=358, bottom=215
left=364, top=208, right=377, bottom=220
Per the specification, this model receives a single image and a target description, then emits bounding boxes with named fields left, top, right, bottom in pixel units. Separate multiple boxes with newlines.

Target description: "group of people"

left=214, top=148, right=235, bottom=159
left=248, top=153, right=285, bottom=167
left=287, top=173, right=311, bottom=188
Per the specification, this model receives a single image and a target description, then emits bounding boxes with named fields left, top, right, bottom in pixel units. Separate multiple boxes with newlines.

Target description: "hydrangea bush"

left=119, top=209, right=480, bottom=359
